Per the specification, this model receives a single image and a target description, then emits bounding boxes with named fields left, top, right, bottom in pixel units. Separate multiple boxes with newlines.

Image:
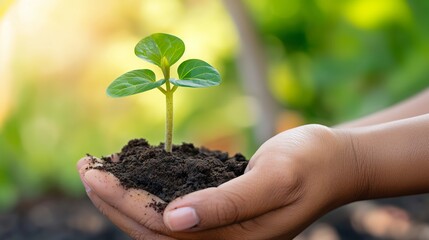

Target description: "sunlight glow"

left=344, top=0, right=411, bottom=29
left=0, top=11, right=13, bottom=128
left=0, top=0, right=14, bottom=19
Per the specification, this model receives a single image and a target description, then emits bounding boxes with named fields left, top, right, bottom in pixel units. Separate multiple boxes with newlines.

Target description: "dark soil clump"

left=89, top=139, right=248, bottom=210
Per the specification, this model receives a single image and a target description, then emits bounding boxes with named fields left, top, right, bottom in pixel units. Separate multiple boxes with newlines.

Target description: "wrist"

left=343, top=116, right=429, bottom=199
left=288, top=125, right=367, bottom=209
left=328, top=128, right=373, bottom=204
left=336, top=129, right=374, bottom=203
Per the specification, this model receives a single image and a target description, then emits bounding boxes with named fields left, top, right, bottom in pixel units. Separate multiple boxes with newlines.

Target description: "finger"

left=77, top=158, right=102, bottom=193
left=77, top=156, right=104, bottom=173
left=214, top=202, right=318, bottom=240
left=83, top=169, right=172, bottom=234
left=87, top=190, right=176, bottom=240
left=193, top=198, right=322, bottom=240
left=167, top=201, right=320, bottom=240
left=77, top=153, right=119, bottom=172
left=163, top=166, right=301, bottom=232
left=191, top=178, right=334, bottom=240
left=77, top=156, right=93, bottom=170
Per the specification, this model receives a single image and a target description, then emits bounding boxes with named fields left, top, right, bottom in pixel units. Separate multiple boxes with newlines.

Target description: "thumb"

left=163, top=168, right=296, bottom=232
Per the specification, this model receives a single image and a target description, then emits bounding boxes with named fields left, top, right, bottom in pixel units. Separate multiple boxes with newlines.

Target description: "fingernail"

left=165, top=207, right=199, bottom=231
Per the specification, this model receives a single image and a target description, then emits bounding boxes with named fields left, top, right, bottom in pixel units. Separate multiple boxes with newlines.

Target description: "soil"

left=87, top=139, right=248, bottom=212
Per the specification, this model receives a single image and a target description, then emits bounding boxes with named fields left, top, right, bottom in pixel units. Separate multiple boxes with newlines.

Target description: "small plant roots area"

left=87, top=139, right=248, bottom=212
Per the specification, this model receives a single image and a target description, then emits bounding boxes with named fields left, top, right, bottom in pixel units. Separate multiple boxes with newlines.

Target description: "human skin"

left=337, top=88, right=429, bottom=128
left=77, top=89, right=429, bottom=240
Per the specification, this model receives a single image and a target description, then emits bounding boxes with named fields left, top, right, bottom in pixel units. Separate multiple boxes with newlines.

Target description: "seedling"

left=107, top=33, right=221, bottom=152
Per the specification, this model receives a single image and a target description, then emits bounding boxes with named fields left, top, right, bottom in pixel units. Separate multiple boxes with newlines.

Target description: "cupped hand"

left=77, top=124, right=363, bottom=240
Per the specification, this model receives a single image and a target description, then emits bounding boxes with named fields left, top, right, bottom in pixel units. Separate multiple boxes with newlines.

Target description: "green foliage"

left=106, top=69, right=165, bottom=97
left=172, top=59, right=221, bottom=88
left=107, top=33, right=221, bottom=152
left=244, top=0, right=429, bottom=124
left=107, top=33, right=221, bottom=96
left=134, top=33, right=185, bottom=68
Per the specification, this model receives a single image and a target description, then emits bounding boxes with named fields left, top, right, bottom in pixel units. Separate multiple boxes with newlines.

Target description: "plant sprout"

left=106, top=33, right=221, bottom=152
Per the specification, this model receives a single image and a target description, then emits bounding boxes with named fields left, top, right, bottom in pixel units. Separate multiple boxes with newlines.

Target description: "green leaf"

left=107, top=69, right=165, bottom=97
left=171, top=59, right=221, bottom=88
left=134, top=33, right=185, bottom=68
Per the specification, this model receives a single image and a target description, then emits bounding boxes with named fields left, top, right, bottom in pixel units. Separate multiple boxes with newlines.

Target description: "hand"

left=77, top=124, right=363, bottom=239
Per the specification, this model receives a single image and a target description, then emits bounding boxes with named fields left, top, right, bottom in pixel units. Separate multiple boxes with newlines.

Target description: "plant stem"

left=165, top=90, right=173, bottom=152
left=162, top=60, right=174, bottom=152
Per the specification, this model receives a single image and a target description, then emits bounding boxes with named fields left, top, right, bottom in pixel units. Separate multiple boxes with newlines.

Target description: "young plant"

left=106, top=33, right=221, bottom=152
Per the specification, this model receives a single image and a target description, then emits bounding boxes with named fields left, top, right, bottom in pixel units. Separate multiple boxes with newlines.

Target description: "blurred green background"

left=1, top=0, right=429, bottom=238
